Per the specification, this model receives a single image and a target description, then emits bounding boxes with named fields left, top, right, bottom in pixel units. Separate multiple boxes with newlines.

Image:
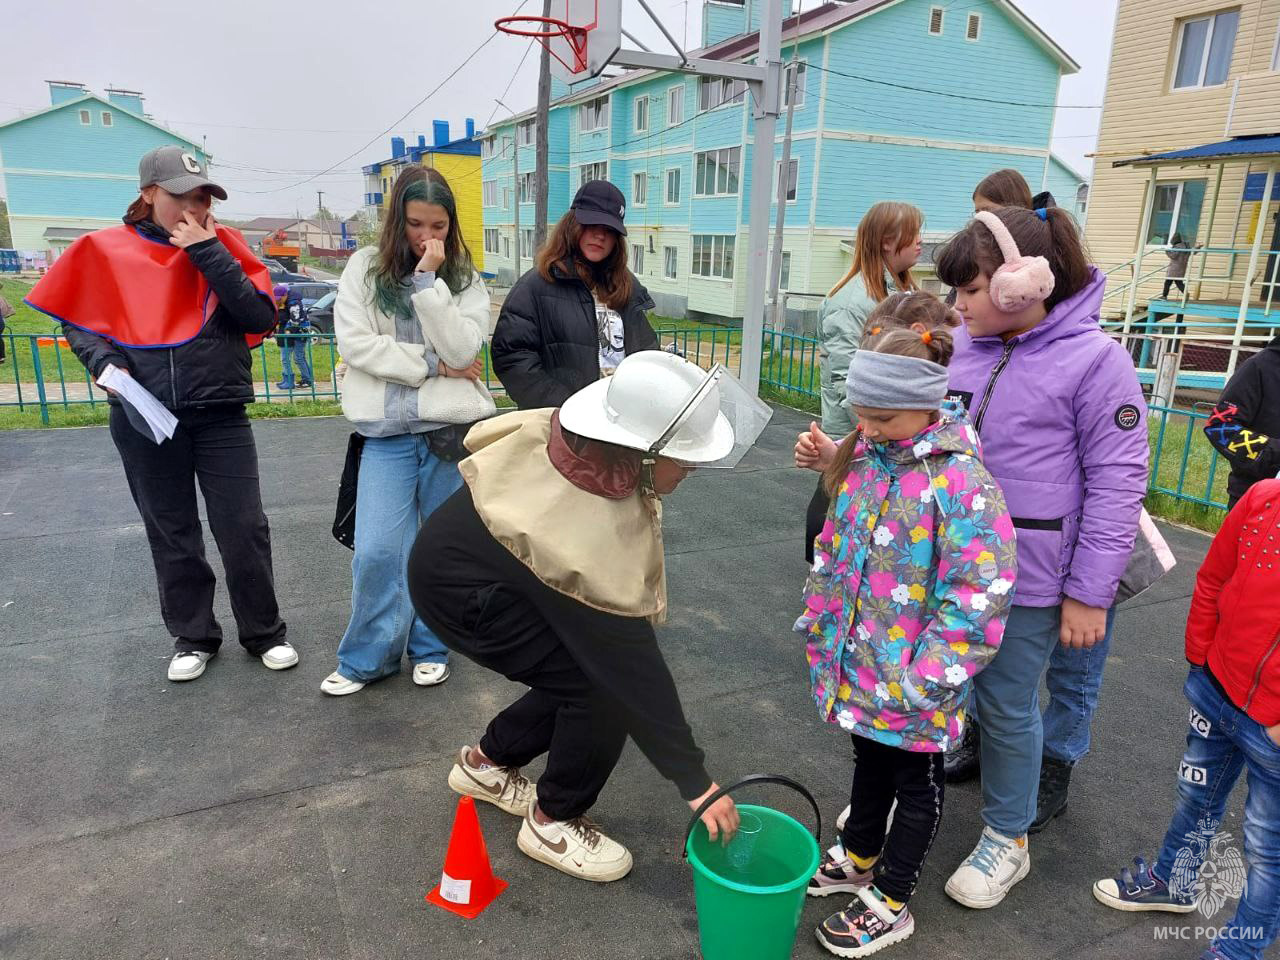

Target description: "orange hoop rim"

left=494, top=15, right=582, bottom=41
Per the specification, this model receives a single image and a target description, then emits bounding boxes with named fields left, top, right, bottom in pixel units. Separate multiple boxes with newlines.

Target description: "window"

left=517, top=119, right=537, bottom=146
left=503, top=234, right=511, bottom=259
left=503, top=187, right=511, bottom=209
left=1146, top=180, right=1206, bottom=247
left=482, top=180, right=498, bottom=206
left=694, top=147, right=741, bottom=196
left=634, top=96, right=648, bottom=132
left=101, top=111, right=113, bottom=127
left=579, top=161, right=608, bottom=186
left=1271, top=18, right=1280, bottom=70
left=481, top=137, right=496, bottom=158
left=631, top=243, right=644, bottom=274
left=698, top=76, right=747, bottom=112
left=632, top=172, right=647, bottom=206
left=776, top=158, right=798, bottom=202
left=521, top=228, right=535, bottom=258
left=1173, top=11, right=1239, bottom=89
left=664, top=245, right=678, bottom=279
left=517, top=171, right=535, bottom=203
left=1076, top=183, right=1089, bottom=219
left=667, top=85, right=684, bottom=126
left=779, top=250, right=792, bottom=289
left=692, top=235, right=735, bottom=279
left=483, top=228, right=500, bottom=254
left=928, top=6, right=944, bottom=35
left=580, top=96, right=610, bottom=132
left=783, top=62, right=806, bottom=107
left=966, top=13, right=981, bottom=41
left=78, top=109, right=91, bottom=125
left=666, top=168, right=681, bottom=204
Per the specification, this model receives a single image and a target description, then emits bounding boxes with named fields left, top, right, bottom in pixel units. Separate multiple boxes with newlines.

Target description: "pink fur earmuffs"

left=974, top=210, right=1056, bottom=313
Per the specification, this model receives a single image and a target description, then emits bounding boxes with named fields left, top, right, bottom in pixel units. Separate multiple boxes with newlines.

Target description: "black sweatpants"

left=109, top=404, right=286, bottom=656
left=408, top=486, right=711, bottom=821
left=841, top=734, right=945, bottom=904
left=805, top=479, right=830, bottom=564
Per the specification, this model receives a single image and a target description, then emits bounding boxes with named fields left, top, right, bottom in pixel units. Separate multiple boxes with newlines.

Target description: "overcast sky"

left=1, top=0, right=1117, bottom=220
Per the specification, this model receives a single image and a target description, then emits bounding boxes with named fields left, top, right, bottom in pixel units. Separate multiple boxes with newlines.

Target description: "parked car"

left=307, top=291, right=337, bottom=334
left=288, top=282, right=336, bottom=315
left=262, top=257, right=309, bottom=284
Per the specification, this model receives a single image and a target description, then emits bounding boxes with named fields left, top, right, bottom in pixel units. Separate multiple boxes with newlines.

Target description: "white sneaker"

left=945, top=825, right=1031, bottom=909
left=412, top=662, right=450, bottom=686
left=168, top=651, right=213, bottom=682
left=320, top=671, right=365, bottom=696
left=517, top=802, right=633, bottom=882
left=836, top=805, right=851, bottom=832
left=261, top=643, right=299, bottom=670
left=447, top=746, right=535, bottom=816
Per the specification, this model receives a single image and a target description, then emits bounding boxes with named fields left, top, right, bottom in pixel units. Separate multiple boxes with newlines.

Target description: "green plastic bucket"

left=683, top=776, right=821, bottom=960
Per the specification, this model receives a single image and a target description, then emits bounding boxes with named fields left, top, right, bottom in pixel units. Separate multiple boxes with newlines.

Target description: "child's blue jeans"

left=1149, top=667, right=1280, bottom=960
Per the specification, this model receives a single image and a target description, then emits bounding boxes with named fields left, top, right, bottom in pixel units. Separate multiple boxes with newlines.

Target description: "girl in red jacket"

left=1091, top=479, right=1280, bottom=960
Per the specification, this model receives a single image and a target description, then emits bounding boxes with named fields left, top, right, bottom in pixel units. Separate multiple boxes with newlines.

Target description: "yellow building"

left=361, top=121, right=485, bottom=271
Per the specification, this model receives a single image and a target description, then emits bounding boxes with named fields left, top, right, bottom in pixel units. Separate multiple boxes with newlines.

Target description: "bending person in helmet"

left=408, top=350, right=741, bottom=882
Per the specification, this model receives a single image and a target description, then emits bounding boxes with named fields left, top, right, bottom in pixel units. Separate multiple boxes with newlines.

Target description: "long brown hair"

left=369, top=166, right=475, bottom=314
left=828, top=201, right=922, bottom=301
left=822, top=292, right=956, bottom=496
left=935, top=205, right=1091, bottom=311
left=536, top=211, right=632, bottom=312
left=973, top=169, right=1034, bottom=209
left=123, top=194, right=152, bottom=225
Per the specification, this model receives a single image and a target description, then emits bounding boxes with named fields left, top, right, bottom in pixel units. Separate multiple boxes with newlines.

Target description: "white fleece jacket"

left=335, top=246, right=496, bottom=431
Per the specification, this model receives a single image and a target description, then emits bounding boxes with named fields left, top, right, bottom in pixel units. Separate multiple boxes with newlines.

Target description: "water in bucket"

left=686, top=802, right=820, bottom=960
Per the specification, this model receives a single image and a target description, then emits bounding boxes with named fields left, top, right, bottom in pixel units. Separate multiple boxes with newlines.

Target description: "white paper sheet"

left=96, top=364, right=178, bottom=444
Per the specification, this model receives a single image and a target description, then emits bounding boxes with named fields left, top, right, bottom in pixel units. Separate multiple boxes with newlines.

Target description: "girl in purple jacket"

left=935, top=207, right=1149, bottom=909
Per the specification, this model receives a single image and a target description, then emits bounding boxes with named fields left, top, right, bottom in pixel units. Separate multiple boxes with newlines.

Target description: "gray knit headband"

left=845, top=351, right=950, bottom=410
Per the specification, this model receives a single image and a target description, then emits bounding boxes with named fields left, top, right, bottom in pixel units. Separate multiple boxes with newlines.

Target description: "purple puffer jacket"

left=946, top=267, right=1149, bottom=609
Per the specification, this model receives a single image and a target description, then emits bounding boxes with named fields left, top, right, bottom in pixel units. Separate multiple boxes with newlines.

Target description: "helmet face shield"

left=649, top=365, right=773, bottom=469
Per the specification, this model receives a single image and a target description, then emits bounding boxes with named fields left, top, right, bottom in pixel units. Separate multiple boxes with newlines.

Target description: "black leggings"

left=805, top=479, right=830, bottom=564
left=841, top=735, right=946, bottom=904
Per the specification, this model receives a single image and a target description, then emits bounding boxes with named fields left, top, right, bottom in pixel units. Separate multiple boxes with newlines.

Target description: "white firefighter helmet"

left=559, top=350, right=736, bottom=463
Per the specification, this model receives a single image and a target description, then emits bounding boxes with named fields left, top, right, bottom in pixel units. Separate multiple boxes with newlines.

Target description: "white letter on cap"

left=181, top=153, right=201, bottom=174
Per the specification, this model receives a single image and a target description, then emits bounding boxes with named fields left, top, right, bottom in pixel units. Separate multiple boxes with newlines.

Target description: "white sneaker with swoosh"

left=516, top=801, right=633, bottom=882
left=446, top=746, right=534, bottom=817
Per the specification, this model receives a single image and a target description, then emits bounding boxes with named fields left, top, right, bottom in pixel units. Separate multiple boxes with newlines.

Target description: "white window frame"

left=691, top=234, right=736, bottom=280
left=481, top=137, right=496, bottom=158
left=503, top=187, right=511, bottom=209
left=667, top=84, right=684, bottom=126
left=779, top=250, right=792, bottom=289
left=1172, top=11, right=1239, bottom=90
left=517, top=171, right=535, bottom=204
left=664, top=245, right=678, bottom=279
left=698, top=76, right=747, bottom=112
left=631, top=243, right=645, bottom=274
left=665, top=168, right=682, bottom=205
left=783, top=61, right=806, bottom=108
left=632, top=171, right=647, bottom=206
left=101, top=111, right=113, bottom=127
left=517, top=118, right=537, bottom=146
left=580, top=96, right=611, bottom=132
left=579, top=161, right=609, bottom=187
left=521, top=228, right=535, bottom=258
left=482, top=180, right=498, bottom=207
left=694, top=147, right=742, bottom=197
left=634, top=96, right=649, bottom=132
left=928, top=6, right=944, bottom=35
left=503, top=234, right=511, bottom=259
left=966, top=13, right=981, bottom=41
left=483, top=228, right=500, bottom=254
left=1271, top=18, right=1280, bottom=71
left=776, top=158, right=799, bottom=203
left=78, top=109, right=91, bottom=125
left=1145, top=179, right=1207, bottom=247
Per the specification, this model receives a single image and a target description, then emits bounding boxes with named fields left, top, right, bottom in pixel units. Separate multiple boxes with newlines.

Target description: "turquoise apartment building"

left=480, top=0, right=1088, bottom=321
left=0, top=82, right=207, bottom=260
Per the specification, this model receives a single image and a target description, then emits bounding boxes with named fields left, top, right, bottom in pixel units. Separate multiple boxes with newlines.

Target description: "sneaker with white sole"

left=945, top=826, right=1030, bottom=909
left=837, top=805, right=851, bottom=832
left=447, top=746, right=535, bottom=817
left=516, top=802, right=633, bottom=882
left=412, top=662, right=449, bottom=686
left=320, top=671, right=365, bottom=696
left=168, top=651, right=213, bottom=681
left=1092, top=856, right=1196, bottom=913
left=809, top=841, right=877, bottom=897
left=260, top=643, right=299, bottom=670
left=816, top=885, right=915, bottom=957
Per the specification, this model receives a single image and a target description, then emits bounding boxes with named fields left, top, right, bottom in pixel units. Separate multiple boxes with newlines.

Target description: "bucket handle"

left=681, top=774, right=822, bottom=858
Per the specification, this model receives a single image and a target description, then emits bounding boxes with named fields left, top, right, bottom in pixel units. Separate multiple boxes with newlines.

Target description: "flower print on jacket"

left=796, top=413, right=1016, bottom=752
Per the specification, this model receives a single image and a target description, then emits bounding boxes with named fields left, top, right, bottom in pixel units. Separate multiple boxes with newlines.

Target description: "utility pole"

left=534, top=0, right=552, bottom=250
left=316, top=189, right=329, bottom=250
left=767, top=30, right=801, bottom=329
left=512, top=135, right=522, bottom=278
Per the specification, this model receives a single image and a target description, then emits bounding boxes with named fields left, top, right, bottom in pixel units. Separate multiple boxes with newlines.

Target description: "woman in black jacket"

left=27, top=145, right=295, bottom=683
left=491, top=179, right=657, bottom=408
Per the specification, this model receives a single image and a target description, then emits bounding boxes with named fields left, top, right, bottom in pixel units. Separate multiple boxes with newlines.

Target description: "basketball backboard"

left=548, top=0, right=621, bottom=81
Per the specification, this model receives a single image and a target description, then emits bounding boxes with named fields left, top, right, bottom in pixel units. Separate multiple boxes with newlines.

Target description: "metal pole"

left=1229, top=161, right=1276, bottom=376
left=513, top=136, right=521, bottom=278
left=535, top=0, right=552, bottom=251
left=1123, top=166, right=1158, bottom=339
left=767, top=61, right=798, bottom=330
left=739, top=0, right=783, bottom=394
left=1193, top=162, right=1225, bottom=301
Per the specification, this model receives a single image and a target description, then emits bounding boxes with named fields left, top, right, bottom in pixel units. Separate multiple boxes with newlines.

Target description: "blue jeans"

left=1042, top=607, right=1117, bottom=764
left=1152, top=668, right=1280, bottom=960
left=335, top=433, right=462, bottom=682
left=278, top=337, right=312, bottom=386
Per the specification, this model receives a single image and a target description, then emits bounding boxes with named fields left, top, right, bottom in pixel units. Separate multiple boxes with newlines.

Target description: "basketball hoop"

left=495, top=15, right=589, bottom=75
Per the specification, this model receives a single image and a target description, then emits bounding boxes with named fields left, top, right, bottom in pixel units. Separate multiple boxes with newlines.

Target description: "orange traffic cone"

left=426, top=795, right=508, bottom=918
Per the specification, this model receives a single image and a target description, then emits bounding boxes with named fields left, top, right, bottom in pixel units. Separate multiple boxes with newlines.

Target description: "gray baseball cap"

left=138, top=145, right=227, bottom=201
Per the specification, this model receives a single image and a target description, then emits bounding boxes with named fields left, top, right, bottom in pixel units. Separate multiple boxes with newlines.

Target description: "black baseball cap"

left=571, top=179, right=627, bottom=236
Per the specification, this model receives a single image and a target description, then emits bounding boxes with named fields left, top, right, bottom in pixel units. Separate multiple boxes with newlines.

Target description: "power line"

left=809, top=62, right=1101, bottom=109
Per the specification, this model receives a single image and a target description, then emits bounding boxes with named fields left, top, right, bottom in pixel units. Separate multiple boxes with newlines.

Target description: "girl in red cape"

left=27, top=145, right=298, bottom=683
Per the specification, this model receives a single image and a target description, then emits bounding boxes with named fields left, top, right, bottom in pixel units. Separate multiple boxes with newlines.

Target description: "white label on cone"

left=439, top=872, right=471, bottom=905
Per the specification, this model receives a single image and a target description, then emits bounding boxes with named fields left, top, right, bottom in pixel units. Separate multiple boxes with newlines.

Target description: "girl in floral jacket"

left=795, top=293, right=1016, bottom=958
